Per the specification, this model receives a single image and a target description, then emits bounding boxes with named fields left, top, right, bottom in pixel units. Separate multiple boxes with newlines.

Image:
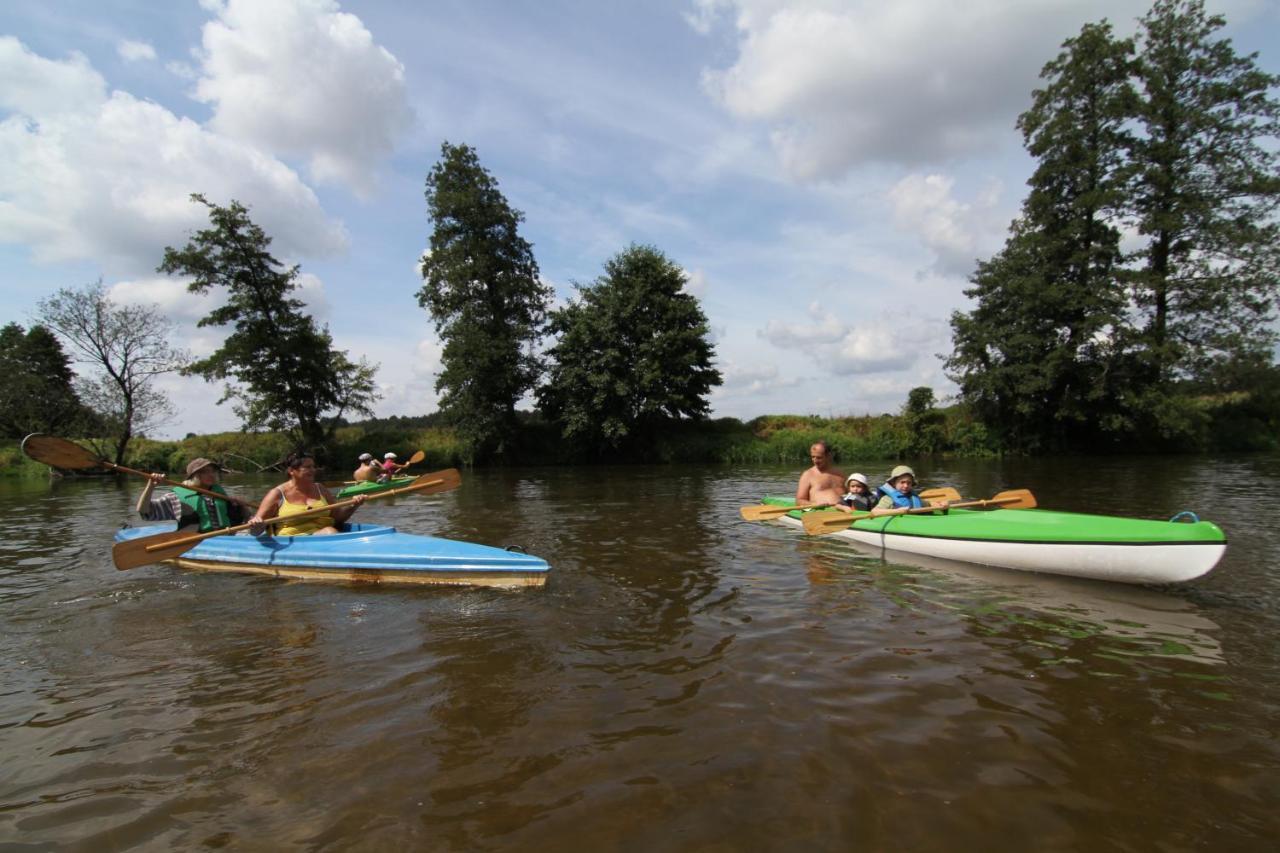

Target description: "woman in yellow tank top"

left=247, top=451, right=367, bottom=536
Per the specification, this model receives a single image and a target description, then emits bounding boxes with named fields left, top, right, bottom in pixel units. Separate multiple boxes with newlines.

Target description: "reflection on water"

left=1, top=455, right=1278, bottom=849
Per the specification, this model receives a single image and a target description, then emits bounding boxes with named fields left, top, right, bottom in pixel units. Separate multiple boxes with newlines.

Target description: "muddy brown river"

left=1, top=455, right=1277, bottom=850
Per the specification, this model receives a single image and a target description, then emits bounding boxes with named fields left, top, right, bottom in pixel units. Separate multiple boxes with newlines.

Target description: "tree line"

left=947, top=0, right=1280, bottom=452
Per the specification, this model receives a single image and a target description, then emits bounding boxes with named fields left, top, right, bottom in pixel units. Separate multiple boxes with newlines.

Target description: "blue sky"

left=2, top=0, right=1277, bottom=438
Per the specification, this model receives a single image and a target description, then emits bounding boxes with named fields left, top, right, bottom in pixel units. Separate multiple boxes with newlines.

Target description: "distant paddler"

left=137, top=457, right=251, bottom=533
left=353, top=452, right=380, bottom=482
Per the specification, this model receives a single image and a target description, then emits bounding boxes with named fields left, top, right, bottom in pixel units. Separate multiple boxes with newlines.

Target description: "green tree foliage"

left=0, top=322, right=95, bottom=438
left=158, top=194, right=378, bottom=456
left=899, top=386, right=947, bottom=456
left=1124, top=0, right=1280, bottom=402
left=418, top=142, right=552, bottom=459
left=537, top=244, right=722, bottom=458
left=36, top=281, right=186, bottom=466
left=950, top=1, right=1280, bottom=452
left=949, top=21, right=1134, bottom=452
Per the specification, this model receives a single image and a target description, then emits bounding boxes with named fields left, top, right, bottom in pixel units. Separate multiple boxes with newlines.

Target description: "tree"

left=1123, top=0, right=1280, bottom=403
left=0, top=323, right=96, bottom=438
left=900, top=386, right=947, bottom=456
left=158, top=194, right=378, bottom=456
left=537, top=244, right=722, bottom=458
left=417, top=142, right=552, bottom=459
left=948, top=21, right=1134, bottom=451
left=36, top=282, right=186, bottom=466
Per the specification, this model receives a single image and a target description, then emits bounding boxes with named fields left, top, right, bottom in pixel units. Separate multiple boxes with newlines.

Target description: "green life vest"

left=173, top=485, right=232, bottom=533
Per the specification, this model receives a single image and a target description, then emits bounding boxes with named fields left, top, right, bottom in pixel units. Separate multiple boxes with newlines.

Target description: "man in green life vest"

left=136, top=458, right=250, bottom=532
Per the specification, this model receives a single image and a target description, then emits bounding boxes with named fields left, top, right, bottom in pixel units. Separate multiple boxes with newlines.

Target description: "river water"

left=1, top=455, right=1277, bottom=850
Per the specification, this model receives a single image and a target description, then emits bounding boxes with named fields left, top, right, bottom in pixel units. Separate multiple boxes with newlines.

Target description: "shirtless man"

left=795, top=441, right=846, bottom=507
left=352, top=453, right=380, bottom=482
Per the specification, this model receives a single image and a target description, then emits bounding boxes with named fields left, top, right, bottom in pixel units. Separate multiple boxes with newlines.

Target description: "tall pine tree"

left=1124, top=0, right=1280, bottom=403
left=418, top=143, right=552, bottom=459
left=949, top=22, right=1134, bottom=451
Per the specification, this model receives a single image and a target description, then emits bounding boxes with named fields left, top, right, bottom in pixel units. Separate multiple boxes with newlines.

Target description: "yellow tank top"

left=273, top=487, right=334, bottom=536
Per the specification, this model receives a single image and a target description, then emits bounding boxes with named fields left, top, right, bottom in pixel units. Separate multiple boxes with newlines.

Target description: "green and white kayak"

left=760, top=496, right=1226, bottom=584
left=336, top=477, right=415, bottom=499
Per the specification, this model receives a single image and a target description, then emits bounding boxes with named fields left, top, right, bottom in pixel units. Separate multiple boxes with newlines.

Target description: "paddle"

left=112, top=468, right=463, bottom=571
left=739, top=486, right=962, bottom=522
left=802, top=489, right=1037, bottom=536
left=21, top=433, right=257, bottom=510
left=321, top=450, right=426, bottom=487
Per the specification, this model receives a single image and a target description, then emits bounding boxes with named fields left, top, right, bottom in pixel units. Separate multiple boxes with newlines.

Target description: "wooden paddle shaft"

left=120, top=462, right=257, bottom=509
left=143, top=473, right=452, bottom=554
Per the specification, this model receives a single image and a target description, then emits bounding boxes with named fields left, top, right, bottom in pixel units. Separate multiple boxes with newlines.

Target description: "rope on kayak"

left=1169, top=511, right=1200, bottom=523
left=504, top=545, right=527, bottom=553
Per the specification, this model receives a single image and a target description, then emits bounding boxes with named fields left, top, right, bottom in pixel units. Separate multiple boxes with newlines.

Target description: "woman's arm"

left=325, top=487, right=365, bottom=524
left=246, top=486, right=283, bottom=534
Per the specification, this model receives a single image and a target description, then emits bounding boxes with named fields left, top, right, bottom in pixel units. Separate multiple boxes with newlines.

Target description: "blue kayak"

left=114, top=523, right=549, bottom=588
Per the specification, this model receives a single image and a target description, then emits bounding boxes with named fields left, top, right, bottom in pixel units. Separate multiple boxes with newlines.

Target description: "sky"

left=2, top=0, right=1278, bottom=438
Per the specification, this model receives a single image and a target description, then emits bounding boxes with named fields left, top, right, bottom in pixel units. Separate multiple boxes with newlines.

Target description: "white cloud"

left=715, top=361, right=801, bottom=394
left=760, top=303, right=950, bottom=376
left=107, top=276, right=218, bottom=325
left=887, top=173, right=1003, bottom=276
left=0, top=38, right=348, bottom=276
left=0, top=37, right=105, bottom=116
left=116, top=39, right=157, bottom=62
left=683, top=267, right=709, bottom=297
left=193, top=0, right=413, bottom=195
left=695, top=0, right=1153, bottom=180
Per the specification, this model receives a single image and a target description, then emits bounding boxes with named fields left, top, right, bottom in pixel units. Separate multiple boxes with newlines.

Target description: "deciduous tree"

left=36, top=282, right=186, bottom=465
left=159, top=194, right=378, bottom=456
left=537, top=245, right=722, bottom=458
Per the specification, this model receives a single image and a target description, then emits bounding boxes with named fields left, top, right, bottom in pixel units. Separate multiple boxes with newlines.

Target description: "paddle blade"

left=740, top=503, right=802, bottom=521
left=21, top=434, right=101, bottom=470
left=406, top=449, right=426, bottom=465
left=802, top=510, right=855, bottom=536
left=989, top=489, right=1036, bottom=509
left=112, top=528, right=207, bottom=570
left=919, top=487, right=962, bottom=505
left=397, top=468, right=462, bottom=497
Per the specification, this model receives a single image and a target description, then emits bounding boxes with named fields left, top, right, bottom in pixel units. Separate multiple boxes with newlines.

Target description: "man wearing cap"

left=874, top=465, right=925, bottom=511
left=796, top=441, right=846, bottom=507
left=353, top=453, right=380, bottom=482
left=136, top=458, right=249, bottom=533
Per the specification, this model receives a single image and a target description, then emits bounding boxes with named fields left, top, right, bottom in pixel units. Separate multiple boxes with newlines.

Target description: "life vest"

left=840, top=493, right=873, bottom=512
left=173, top=485, right=233, bottom=532
left=877, top=484, right=923, bottom=509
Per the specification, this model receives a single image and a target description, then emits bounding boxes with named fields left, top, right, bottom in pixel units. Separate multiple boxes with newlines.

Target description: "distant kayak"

left=759, top=496, right=1226, bottom=584
left=114, top=522, right=549, bottom=588
left=335, top=477, right=415, bottom=498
